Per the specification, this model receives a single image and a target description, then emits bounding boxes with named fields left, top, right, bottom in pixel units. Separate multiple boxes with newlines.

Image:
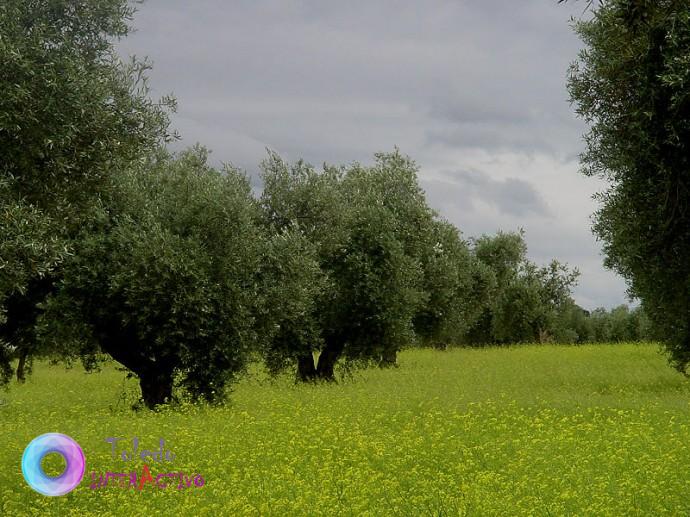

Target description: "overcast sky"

left=118, top=0, right=631, bottom=310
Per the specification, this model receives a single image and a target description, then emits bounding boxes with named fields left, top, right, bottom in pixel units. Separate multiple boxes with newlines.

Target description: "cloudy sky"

left=118, top=0, right=631, bottom=310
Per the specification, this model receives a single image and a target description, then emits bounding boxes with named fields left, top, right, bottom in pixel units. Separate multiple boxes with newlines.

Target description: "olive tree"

left=466, top=231, right=579, bottom=344
left=413, top=219, right=475, bottom=350
left=338, top=152, right=434, bottom=368
left=491, top=260, right=579, bottom=344
left=567, top=0, right=690, bottom=370
left=38, top=148, right=262, bottom=408
left=465, top=231, right=527, bottom=344
left=260, top=150, right=432, bottom=380
left=259, top=153, right=345, bottom=380
left=0, top=0, right=173, bottom=383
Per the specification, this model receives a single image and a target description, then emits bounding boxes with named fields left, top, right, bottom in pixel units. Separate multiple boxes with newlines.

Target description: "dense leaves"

left=260, top=150, right=434, bottom=380
left=0, top=0, right=174, bottom=212
left=38, top=148, right=263, bottom=407
left=568, top=0, right=690, bottom=371
left=413, top=219, right=474, bottom=349
left=465, top=231, right=580, bottom=345
left=0, top=0, right=173, bottom=387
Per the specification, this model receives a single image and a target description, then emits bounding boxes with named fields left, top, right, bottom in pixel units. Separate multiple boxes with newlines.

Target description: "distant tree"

left=551, top=301, right=593, bottom=343
left=535, top=260, right=581, bottom=341
left=38, top=149, right=261, bottom=408
left=567, top=0, right=690, bottom=371
left=492, top=261, right=579, bottom=344
left=260, top=150, right=431, bottom=381
left=465, top=231, right=579, bottom=344
left=473, top=231, right=527, bottom=287
left=342, top=152, right=436, bottom=368
left=413, top=219, right=475, bottom=350
left=631, top=306, right=653, bottom=341
left=465, top=231, right=527, bottom=344
left=606, top=306, right=636, bottom=342
left=0, top=0, right=173, bottom=384
left=567, top=304, right=653, bottom=343
left=587, top=307, right=610, bottom=342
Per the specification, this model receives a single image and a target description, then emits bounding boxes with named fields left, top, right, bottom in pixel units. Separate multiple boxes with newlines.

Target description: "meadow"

left=1, top=343, right=689, bottom=516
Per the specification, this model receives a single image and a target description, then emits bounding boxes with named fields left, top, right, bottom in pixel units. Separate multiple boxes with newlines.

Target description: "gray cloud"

left=116, top=0, right=629, bottom=309
left=424, top=170, right=550, bottom=218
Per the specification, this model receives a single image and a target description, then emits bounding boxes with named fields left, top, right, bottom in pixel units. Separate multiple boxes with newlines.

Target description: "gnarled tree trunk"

left=316, top=339, right=344, bottom=381
left=101, top=334, right=175, bottom=409
left=16, top=348, right=28, bottom=383
left=379, top=347, right=398, bottom=368
left=138, top=369, right=174, bottom=409
left=296, top=354, right=317, bottom=382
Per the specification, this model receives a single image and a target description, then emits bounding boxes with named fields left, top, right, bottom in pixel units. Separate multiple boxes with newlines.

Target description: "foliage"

left=37, top=148, right=262, bottom=407
left=260, top=150, right=436, bottom=379
left=466, top=231, right=579, bottom=345
left=0, top=0, right=174, bottom=212
left=551, top=302, right=652, bottom=344
left=256, top=227, right=327, bottom=377
left=0, top=181, right=67, bottom=385
left=0, top=0, right=174, bottom=385
left=0, top=182, right=66, bottom=312
left=330, top=152, right=432, bottom=367
left=258, top=153, right=343, bottom=379
left=567, top=0, right=690, bottom=371
left=413, top=219, right=475, bottom=348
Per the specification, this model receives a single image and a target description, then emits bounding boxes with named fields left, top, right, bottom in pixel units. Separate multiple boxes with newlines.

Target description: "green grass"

left=2, top=343, right=690, bottom=515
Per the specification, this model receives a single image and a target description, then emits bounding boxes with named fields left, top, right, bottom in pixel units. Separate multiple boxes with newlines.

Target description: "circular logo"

left=21, top=433, right=85, bottom=496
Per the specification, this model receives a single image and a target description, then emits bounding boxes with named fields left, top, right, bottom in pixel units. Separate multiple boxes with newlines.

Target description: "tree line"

left=0, top=1, right=670, bottom=408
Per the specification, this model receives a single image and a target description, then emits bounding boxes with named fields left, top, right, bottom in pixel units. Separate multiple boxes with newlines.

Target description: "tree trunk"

left=316, top=340, right=344, bottom=381
left=538, top=327, right=550, bottom=344
left=100, top=334, right=175, bottom=409
left=296, top=354, right=317, bottom=382
left=138, top=369, right=174, bottom=409
left=379, top=348, right=398, bottom=368
left=16, top=349, right=28, bottom=383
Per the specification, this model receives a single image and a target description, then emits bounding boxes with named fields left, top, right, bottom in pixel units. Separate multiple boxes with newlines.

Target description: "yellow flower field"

left=1, top=343, right=689, bottom=515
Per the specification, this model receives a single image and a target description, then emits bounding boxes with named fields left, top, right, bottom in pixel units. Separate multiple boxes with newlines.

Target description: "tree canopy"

left=0, top=0, right=174, bottom=386
left=39, top=148, right=263, bottom=408
left=259, top=150, right=435, bottom=381
left=568, top=0, right=690, bottom=371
